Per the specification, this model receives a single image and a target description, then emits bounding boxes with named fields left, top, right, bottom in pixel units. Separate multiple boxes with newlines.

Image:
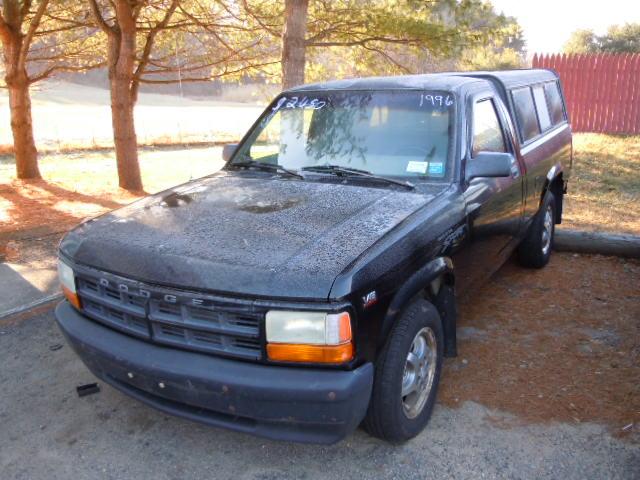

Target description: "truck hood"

left=60, top=172, right=443, bottom=300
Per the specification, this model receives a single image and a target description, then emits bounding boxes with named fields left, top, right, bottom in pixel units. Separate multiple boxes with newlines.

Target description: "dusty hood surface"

left=61, top=172, right=440, bottom=300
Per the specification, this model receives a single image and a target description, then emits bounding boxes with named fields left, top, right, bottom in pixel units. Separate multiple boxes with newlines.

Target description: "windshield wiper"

left=231, top=160, right=303, bottom=180
left=301, top=165, right=415, bottom=190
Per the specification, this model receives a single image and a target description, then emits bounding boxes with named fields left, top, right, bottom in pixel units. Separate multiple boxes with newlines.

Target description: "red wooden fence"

left=532, top=53, right=640, bottom=134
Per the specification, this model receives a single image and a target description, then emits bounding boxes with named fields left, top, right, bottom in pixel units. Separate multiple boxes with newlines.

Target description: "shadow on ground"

left=0, top=179, right=124, bottom=236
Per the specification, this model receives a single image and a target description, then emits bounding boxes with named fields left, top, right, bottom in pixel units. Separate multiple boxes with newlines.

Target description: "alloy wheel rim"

left=541, top=205, right=553, bottom=255
left=401, top=327, right=437, bottom=419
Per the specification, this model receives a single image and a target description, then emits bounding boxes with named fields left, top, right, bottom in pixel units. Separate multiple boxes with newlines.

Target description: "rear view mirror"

left=222, top=143, right=238, bottom=162
left=466, top=152, right=514, bottom=180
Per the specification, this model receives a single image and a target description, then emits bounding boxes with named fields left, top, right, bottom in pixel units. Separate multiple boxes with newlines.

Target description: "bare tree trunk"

left=107, top=28, right=143, bottom=192
left=110, top=77, right=141, bottom=192
left=2, top=37, right=40, bottom=179
left=7, top=74, right=40, bottom=179
left=281, top=0, right=309, bottom=90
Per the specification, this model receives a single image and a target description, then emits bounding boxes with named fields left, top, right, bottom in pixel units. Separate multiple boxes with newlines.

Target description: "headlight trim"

left=58, top=258, right=81, bottom=309
left=265, top=309, right=354, bottom=364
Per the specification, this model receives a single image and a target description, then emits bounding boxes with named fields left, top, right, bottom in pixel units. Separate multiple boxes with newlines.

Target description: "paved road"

left=0, top=263, right=59, bottom=317
left=0, top=230, right=62, bottom=318
left=1, top=309, right=637, bottom=480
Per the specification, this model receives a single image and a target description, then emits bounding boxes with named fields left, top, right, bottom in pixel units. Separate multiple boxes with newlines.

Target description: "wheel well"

left=544, top=173, right=564, bottom=224
left=425, top=274, right=457, bottom=358
left=378, top=259, right=456, bottom=358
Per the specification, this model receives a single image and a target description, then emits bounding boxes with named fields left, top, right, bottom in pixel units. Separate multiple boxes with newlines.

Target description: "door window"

left=472, top=99, right=506, bottom=157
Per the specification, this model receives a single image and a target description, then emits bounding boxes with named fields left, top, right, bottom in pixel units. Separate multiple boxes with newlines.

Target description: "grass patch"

left=564, top=134, right=640, bottom=235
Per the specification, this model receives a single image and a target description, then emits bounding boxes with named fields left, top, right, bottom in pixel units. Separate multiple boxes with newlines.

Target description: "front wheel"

left=363, top=298, right=443, bottom=443
left=518, top=192, right=556, bottom=268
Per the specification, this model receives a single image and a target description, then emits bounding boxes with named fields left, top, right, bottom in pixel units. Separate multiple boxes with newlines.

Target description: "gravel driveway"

left=1, top=253, right=638, bottom=479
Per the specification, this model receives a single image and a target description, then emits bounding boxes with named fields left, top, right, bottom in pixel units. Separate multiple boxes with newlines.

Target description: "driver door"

left=455, top=92, right=525, bottom=293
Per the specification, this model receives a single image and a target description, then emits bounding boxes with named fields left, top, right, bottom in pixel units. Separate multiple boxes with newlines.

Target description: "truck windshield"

left=231, top=90, right=455, bottom=180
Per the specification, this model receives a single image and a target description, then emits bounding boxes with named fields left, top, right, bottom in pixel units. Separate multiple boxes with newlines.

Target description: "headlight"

left=265, top=310, right=353, bottom=364
left=58, top=259, right=81, bottom=309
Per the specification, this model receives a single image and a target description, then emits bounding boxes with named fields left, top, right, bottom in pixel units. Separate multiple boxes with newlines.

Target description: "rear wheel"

left=518, top=192, right=556, bottom=268
left=364, top=298, right=443, bottom=443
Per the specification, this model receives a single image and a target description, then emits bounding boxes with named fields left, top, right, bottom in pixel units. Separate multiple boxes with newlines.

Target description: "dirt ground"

left=442, top=253, right=640, bottom=438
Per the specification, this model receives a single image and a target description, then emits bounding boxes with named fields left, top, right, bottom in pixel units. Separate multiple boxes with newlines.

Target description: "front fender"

left=379, top=256, right=455, bottom=354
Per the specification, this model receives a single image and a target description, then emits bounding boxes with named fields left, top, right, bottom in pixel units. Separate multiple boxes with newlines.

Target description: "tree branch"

left=308, top=36, right=416, bottom=48
left=239, top=0, right=281, bottom=38
left=28, top=61, right=107, bottom=84
left=18, top=0, right=51, bottom=70
left=138, top=60, right=279, bottom=83
left=131, top=0, right=178, bottom=101
left=88, top=0, right=114, bottom=34
left=20, top=0, right=34, bottom=17
left=143, top=55, right=256, bottom=74
left=361, top=44, right=413, bottom=74
left=40, top=12, right=92, bottom=30
left=0, top=11, right=10, bottom=43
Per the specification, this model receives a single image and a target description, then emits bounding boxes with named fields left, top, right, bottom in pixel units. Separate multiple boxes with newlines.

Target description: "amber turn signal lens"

left=62, top=285, right=81, bottom=309
left=267, top=342, right=354, bottom=364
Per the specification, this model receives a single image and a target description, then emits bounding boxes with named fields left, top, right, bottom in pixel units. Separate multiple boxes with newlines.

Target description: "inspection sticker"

left=406, top=161, right=428, bottom=174
left=428, top=162, right=444, bottom=176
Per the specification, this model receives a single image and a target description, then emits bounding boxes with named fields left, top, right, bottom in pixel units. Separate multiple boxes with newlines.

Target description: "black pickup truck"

left=55, top=69, right=572, bottom=444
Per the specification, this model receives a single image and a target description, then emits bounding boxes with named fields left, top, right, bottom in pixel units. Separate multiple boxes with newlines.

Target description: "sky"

left=490, top=0, right=640, bottom=54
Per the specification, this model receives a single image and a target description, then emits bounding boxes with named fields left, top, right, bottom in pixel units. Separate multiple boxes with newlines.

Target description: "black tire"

left=363, top=298, right=444, bottom=443
left=518, top=191, right=556, bottom=268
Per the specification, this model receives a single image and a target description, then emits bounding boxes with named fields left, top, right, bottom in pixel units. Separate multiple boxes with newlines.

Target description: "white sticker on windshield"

left=406, top=161, right=428, bottom=174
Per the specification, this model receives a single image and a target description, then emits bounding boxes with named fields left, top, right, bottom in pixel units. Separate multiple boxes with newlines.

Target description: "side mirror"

left=222, top=143, right=238, bottom=162
left=466, top=152, right=514, bottom=180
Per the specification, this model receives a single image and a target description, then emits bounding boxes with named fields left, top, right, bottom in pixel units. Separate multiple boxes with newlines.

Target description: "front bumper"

left=55, top=301, right=373, bottom=444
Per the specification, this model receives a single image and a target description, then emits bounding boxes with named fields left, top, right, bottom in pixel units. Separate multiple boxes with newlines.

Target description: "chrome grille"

left=75, top=270, right=263, bottom=360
